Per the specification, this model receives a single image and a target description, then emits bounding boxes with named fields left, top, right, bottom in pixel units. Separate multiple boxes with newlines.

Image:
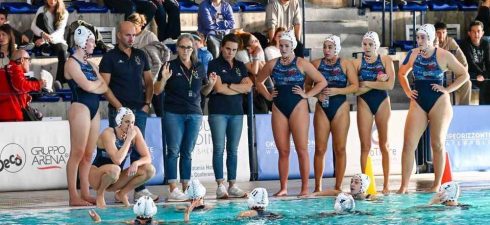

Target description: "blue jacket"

left=197, top=0, right=235, bottom=36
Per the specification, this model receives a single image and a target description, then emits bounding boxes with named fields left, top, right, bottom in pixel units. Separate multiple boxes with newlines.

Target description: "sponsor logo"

left=0, top=143, right=27, bottom=173
left=31, top=146, right=69, bottom=170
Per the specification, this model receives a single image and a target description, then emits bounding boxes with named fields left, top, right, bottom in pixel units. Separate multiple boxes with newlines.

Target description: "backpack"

left=67, top=20, right=110, bottom=53
left=141, top=41, right=172, bottom=78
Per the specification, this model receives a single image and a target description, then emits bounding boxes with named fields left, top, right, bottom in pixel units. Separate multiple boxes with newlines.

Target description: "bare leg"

left=428, top=95, right=453, bottom=192
left=109, top=164, right=156, bottom=207
left=313, top=104, right=331, bottom=192
left=81, top=112, right=101, bottom=204
left=330, top=102, right=350, bottom=191
left=271, top=105, right=291, bottom=197
left=397, top=101, right=428, bottom=194
left=289, top=101, right=310, bottom=196
left=89, top=165, right=121, bottom=208
left=374, top=98, right=392, bottom=194
left=357, top=98, right=374, bottom=175
left=66, top=104, right=93, bottom=206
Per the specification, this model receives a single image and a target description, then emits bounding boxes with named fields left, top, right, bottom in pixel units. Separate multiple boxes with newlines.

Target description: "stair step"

left=304, top=7, right=367, bottom=21
left=305, top=20, right=368, bottom=34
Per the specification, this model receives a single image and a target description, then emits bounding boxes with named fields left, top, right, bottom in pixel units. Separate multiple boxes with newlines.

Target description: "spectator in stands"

left=207, top=33, right=252, bottom=199
left=197, top=0, right=235, bottom=58
left=461, top=21, right=490, bottom=105
left=65, top=26, right=108, bottom=207
left=476, top=0, right=490, bottom=43
left=192, top=33, right=213, bottom=112
left=0, top=49, right=46, bottom=122
left=434, top=22, right=471, bottom=105
left=103, top=0, right=155, bottom=22
left=397, top=24, right=469, bottom=194
left=256, top=31, right=327, bottom=196
left=0, top=24, right=16, bottom=59
left=266, top=0, right=304, bottom=57
left=153, top=33, right=217, bottom=201
left=0, top=9, right=31, bottom=48
left=99, top=21, right=158, bottom=201
left=31, top=0, right=69, bottom=84
left=264, top=27, right=286, bottom=61
left=153, top=0, right=181, bottom=41
left=236, top=32, right=266, bottom=76
left=89, top=107, right=155, bottom=208
left=127, top=13, right=159, bottom=49
left=307, top=34, right=358, bottom=192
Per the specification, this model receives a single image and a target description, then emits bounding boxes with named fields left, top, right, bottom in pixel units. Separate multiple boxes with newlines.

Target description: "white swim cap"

left=133, top=196, right=157, bottom=219
left=279, top=30, right=297, bottom=49
left=74, top=26, right=95, bottom=49
left=417, top=24, right=436, bottom=45
left=362, top=31, right=381, bottom=51
left=247, top=188, right=269, bottom=210
left=186, top=179, right=206, bottom=200
left=439, top=181, right=460, bottom=202
left=352, top=174, right=370, bottom=195
left=334, top=193, right=355, bottom=213
left=324, top=34, right=342, bottom=56
left=115, top=107, right=134, bottom=127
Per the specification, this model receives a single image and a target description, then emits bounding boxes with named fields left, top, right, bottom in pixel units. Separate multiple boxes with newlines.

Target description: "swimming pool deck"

left=1, top=172, right=489, bottom=211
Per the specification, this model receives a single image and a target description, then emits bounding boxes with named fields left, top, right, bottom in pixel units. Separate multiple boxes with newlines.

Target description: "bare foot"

left=96, top=195, right=106, bottom=209
left=396, top=187, right=408, bottom=194
left=69, top=197, right=93, bottom=207
left=115, top=192, right=130, bottom=207
left=297, top=191, right=309, bottom=197
left=313, top=188, right=321, bottom=193
left=82, top=195, right=97, bottom=205
left=382, top=188, right=390, bottom=195
left=273, top=189, right=288, bottom=197
left=429, top=185, right=440, bottom=193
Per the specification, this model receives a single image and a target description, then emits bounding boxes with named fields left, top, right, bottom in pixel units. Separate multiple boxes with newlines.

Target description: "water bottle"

left=322, top=95, right=330, bottom=108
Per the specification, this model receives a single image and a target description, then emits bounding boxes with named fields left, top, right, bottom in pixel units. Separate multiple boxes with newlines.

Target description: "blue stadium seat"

left=0, top=2, right=40, bottom=14
left=179, top=1, right=199, bottom=13
left=57, top=89, right=72, bottom=102
left=393, top=40, right=414, bottom=51
left=32, top=94, right=61, bottom=102
left=400, top=1, right=428, bottom=11
left=71, top=1, right=109, bottom=13
left=457, top=0, right=478, bottom=11
left=361, top=0, right=399, bottom=11
left=236, top=1, right=266, bottom=12
left=231, top=3, right=240, bottom=12
left=428, top=0, right=459, bottom=11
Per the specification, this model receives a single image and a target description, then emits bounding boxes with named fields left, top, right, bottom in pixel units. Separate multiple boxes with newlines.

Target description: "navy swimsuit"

left=317, top=59, right=348, bottom=121
left=68, top=56, right=100, bottom=120
left=271, top=57, right=305, bottom=119
left=92, top=128, right=132, bottom=169
left=359, top=55, right=389, bottom=115
left=412, top=49, right=445, bottom=113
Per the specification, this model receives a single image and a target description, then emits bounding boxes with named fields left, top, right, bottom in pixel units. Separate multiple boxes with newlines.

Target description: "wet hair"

left=468, top=20, right=484, bottom=32
left=176, top=33, right=198, bottom=65
left=434, top=22, right=447, bottom=31
left=270, top=27, right=287, bottom=46
left=221, top=33, right=240, bottom=47
left=0, top=24, right=16, bottom=58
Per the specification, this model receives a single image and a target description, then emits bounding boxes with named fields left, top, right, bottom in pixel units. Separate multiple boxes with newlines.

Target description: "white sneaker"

left=168, top=188, right=188, bottom=202
left=228, top=185, right=247, bottom=198
left=134, top=189, right=159, bottom=203
left=216, top=184, right=229, bottom=199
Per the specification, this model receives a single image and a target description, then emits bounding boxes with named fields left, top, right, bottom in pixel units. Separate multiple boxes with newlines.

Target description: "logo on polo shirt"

left=176, top=73, right=182, bottom=76
left=118, top=59, right=124, bottom=63
left=135, top=56, right=141, bottom=65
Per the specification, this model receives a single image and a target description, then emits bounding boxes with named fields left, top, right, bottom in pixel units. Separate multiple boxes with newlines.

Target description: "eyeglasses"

left=178, top=45, right=193, bottom=50
left=16, top=57, right=31, bottom=63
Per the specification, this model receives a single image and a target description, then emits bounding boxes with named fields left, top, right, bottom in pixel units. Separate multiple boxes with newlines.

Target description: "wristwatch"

left=144, top=102, right=151, bottom=106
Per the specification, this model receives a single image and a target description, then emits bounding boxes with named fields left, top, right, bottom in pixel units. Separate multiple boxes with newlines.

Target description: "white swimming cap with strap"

left=74, top=26, right=95, bottom=49
left=279, top=30, right=297, bottom=49
left=186, top=178, right=206, bottom=200
left=324, top=34, right=342, bottom=56
left=334, top=192, right=355, bottom=213
left=133, top=196, right=157, bottom=218
left=115, top=107, right=134, bottom=127
left=439, top=181, right=460, bottom=202
left=362, top=31, right=381, bottom=51
left=248, top=187, right=269, bottom=209
left=417, top=24, right=436, bottom=45
left=352, top=173, right=370, bottom=194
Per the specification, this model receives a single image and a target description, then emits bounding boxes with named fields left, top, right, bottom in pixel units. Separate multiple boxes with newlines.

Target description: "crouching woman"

left=89, top=107, right=155, bottom=208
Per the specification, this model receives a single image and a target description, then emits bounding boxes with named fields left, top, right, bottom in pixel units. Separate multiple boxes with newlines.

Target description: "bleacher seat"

left=236, top=1, right=266, bottom=12
left=179, top=1, right=199, bottom=13
left=361, top=0, right=399, bottom=11
left=457, top=0, right=478, bottom=11
left=57, top=89, right=72, bottom=102
left=428, top=0, right=459, bottom=11
left=0, top=2, right=40, bottom=14
left=399, top=1, right=428, bottom=12
left=71, top=1, right=109, bottom=13
left=32, top=94, right=61, bottom=102
left=231, top=3, right=240, bottom=12
left=393, top=40, right=414, bottom=51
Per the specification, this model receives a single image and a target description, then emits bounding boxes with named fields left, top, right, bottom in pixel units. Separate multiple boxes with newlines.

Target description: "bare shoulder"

left=311, top=58, right=321, bottom=68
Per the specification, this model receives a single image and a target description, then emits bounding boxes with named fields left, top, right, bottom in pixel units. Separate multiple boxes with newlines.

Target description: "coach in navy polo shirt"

left=154, top=33, right=217, bottom=201
left=99, top=21, right=157, bottom=201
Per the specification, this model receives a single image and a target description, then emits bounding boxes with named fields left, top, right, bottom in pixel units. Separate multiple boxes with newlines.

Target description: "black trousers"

left=153, top=0, right=181, bottom=41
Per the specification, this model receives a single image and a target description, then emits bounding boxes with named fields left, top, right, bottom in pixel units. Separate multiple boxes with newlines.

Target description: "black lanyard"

left=180, top=65, right=195, bottom=97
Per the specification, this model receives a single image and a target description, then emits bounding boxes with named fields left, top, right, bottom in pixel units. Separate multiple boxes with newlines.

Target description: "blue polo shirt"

left=159, top=58, right=208, bottom=114
left=207, top=56, right=248, bottom=115
left=99, top=46, right=151, bottom=109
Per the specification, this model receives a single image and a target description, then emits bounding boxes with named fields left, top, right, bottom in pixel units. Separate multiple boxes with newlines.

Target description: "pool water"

left=2, top=188, right=490, bottom=224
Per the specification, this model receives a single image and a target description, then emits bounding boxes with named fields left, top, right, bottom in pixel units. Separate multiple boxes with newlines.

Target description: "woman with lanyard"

left=207, top=33, right=253, bottom=199
left=307, top=34, right=358, bottom=192
left=352, top=31, right=395, bottom=195
left=397, top=24, right=468, bottom=194
left=154, top=33, right=217, bottom=201
left=256, top=30, right=327, bottom=197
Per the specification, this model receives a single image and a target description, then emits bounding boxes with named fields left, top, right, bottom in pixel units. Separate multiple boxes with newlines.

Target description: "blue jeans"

left=109, top=106, right=148, bottom=191
left=163, top=112, right=202, bottom=183
left=208, top=114, right=243, bottom=182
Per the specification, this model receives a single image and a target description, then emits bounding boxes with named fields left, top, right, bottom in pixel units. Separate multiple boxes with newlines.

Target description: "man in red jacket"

left=0, top=50, right=46, bottom=121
